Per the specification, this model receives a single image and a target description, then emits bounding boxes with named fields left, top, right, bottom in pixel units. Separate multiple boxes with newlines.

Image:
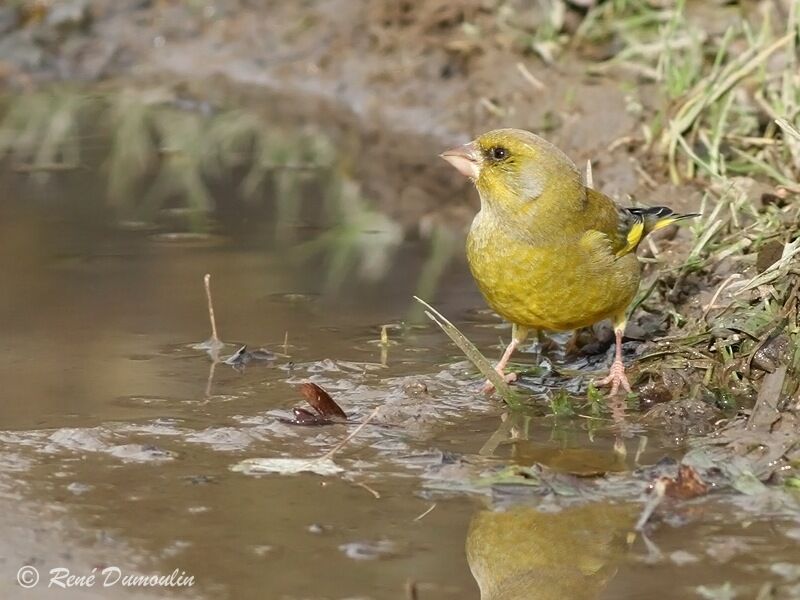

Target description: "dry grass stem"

left=318, top=406, right=381, bottom=462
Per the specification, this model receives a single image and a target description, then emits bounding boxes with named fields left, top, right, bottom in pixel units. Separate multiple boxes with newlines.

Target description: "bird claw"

left=596, top=360, right=632, bottom=396
left=481, top=370, right=517, bottom=395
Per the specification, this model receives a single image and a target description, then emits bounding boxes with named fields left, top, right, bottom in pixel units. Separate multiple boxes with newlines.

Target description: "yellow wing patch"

left=616, top=220, right=644, bottom=258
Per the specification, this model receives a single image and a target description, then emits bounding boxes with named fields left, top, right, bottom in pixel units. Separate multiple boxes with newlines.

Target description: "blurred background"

left=0, top=1, right=799, bottom=599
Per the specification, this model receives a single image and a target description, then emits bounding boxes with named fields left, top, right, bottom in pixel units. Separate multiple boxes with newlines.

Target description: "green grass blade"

left=413, top=296, right=520, bottom=407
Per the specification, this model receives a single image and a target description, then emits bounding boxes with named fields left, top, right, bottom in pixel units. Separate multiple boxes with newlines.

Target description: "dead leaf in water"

left=663, top=464, right=709, bottom=500
left=286, top=407, right=333, bottom=426
left=298, top=382, right=348, bottom=420
left=224, top=345, right=276, bottom=369
left=278, top=383, right=348, bottom=426
left=237, top=407, right=380, bottom=476
left=636, top=464, right=709, bottom=531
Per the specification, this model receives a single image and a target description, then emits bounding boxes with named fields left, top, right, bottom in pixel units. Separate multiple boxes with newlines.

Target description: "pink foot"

left=596, top=360, right=632, bottom=396
left=481, top=370, right=517, bottom=395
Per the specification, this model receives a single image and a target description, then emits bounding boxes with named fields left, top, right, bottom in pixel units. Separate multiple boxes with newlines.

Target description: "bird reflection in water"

left=466, top=502, right=636, bottom=600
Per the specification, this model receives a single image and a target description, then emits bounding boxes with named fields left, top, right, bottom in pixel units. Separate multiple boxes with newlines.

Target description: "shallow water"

left=0, top=154, right=798, bottom=600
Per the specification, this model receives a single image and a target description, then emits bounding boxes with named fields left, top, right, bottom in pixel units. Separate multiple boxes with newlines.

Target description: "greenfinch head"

left=441, top=128, right=582, bottom=214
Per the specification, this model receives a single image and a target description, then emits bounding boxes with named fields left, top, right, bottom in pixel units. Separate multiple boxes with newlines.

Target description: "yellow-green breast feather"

left=456, top=128, right=697, bottom=333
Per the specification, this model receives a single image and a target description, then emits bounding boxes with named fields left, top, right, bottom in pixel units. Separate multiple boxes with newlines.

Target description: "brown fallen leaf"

left=298, top=383, right=348, bottom=420
left=636, top=464, right=709, bottom=531
left=662, top=464, right=709, bottom=500
left=280, top=407, right=333, bottom=426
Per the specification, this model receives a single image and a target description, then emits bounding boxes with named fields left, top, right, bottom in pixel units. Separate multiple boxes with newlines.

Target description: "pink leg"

left=595, top=327, right=632, bottom=396
left=495, top=338, right=519, bottom=374
left=481, top=337, right=520, bottom=394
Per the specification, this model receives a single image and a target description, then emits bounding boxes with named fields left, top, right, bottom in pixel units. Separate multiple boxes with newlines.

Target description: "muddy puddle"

left=0, top=118, right=799, bottom=600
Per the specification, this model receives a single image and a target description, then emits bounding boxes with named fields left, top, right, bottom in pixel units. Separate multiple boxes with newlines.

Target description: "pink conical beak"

left=440, top=142, right=480, bottom=179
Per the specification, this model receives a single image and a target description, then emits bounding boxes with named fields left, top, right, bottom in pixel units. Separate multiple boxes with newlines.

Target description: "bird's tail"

left=633, top=206, right=701, bottom=236
left=617, top=206, right=700, bottom=257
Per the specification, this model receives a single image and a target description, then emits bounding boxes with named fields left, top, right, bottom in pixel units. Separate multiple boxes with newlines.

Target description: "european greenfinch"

left=466, top=503, right=634, bottom=599
left=441, top=128, right=697, bottom=395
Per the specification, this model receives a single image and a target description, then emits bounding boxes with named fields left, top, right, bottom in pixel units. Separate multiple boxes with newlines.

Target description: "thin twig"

left=701, top=274, right=743, bottom=318
left=204, top=273, right=220, bottom=344
left=646, top=237, right=661, bottom=260
left=318, top=406, right=381, bottom=462
left=12, top=162, right=81, bottom=172
left=776, top=118, right=800, bottom=142
left=516, top=61, right=545, bottom=91
left=634, top=162, right=658, bottom=188
left=640, top=531, right=664, bottom=562
left=355, top=481, right=381, bottom=499
left=479, top=97, right=505, bottom=117
left=607, top=135, right=637, bottom=152
left=205, top=360, right=217, bottom=398
left=413, top=503, right=437, bottom=522
left=635, top=479, right=666, bottom=531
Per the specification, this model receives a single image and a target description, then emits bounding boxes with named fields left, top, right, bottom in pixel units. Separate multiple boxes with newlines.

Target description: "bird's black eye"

left=490, top=146, right=508, bottom=161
